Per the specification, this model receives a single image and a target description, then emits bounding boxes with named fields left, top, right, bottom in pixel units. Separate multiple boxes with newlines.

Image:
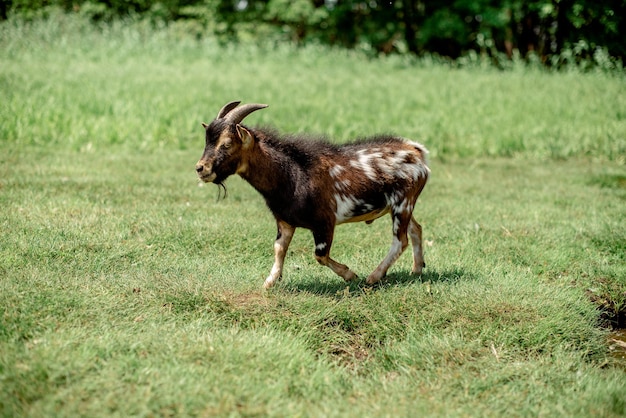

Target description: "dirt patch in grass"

left=209, top=289, right=378, bottom=368
left=589, top=173, right=626, bottom=192
left=586, top=286, right=626, bottom=330
left=219, top=290, right=273, bottom=309
left=608, top=329, right=626, bottom=368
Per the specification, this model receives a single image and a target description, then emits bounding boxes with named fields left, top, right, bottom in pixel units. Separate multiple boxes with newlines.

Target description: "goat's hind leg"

left=313, top=229, right=357, bottom=282
left=409, top=216, right=425, bottom=275
left=366, top=213, right=410, bottom=285
left=264, top=220, right=295, bottom=289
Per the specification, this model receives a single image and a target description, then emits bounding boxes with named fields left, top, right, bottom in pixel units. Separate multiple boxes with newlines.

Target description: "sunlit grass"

left=1, top=12, right=625, bottom=417
left=2, top=146, right=625, bottom=416
left=2, top=11, right=625, bottom=160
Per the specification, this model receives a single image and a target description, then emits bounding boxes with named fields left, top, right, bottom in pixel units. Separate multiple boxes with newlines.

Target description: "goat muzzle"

left=196, top=162, right=217, bottom=183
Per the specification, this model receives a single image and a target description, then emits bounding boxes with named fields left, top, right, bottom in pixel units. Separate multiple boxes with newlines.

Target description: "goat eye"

left=223, top=140, right=232, bottom=149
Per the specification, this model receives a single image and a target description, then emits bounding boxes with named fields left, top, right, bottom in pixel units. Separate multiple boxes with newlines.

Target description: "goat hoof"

left=412, top=262, right=426, bottom=275
left=263, top=275, right=281, bottom=289
left=366, top=274, right=382, bottom=286
left=344, top=271, right=358, bottom=282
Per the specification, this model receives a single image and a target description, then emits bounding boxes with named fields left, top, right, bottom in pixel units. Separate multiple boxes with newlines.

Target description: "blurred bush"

left=3, top=0, right=624, bottom=68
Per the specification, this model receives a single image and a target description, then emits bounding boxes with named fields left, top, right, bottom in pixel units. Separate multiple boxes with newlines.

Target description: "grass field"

left=2, top=11, right=626, bottom=417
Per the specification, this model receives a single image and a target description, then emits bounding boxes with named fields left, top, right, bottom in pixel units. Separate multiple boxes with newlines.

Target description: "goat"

left=196, top=101, right=430, bottom=288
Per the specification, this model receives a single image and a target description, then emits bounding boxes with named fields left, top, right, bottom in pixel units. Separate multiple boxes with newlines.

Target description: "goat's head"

left=196, top=101, right=268, bottom=185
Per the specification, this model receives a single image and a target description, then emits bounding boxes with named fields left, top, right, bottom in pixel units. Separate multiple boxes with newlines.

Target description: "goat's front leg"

left=313, top=229, right=357, bottom=282
left=264, top=220, right=295, bottom=289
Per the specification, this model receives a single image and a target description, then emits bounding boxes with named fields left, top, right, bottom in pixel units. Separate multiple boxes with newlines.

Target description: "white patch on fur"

left=378, top=148, right=430, bottom=181
left=349, top=149, right=382, bottom=180
left=405, top=140, right=431, bottom=178
left=329, top=165, right=345, bottom=178
left=334, top=194, right=363, bottom=223
left=392, top=216, right=401, bottom=235
left=334, top=179, right=351, bottom=192
left=347, top=144, right=430, bottom=183
left=405, top=139, right=429, bottom=155
left=395, top=199, right=410, bottom=214
left=386, top=190, right=402, bottom=206
left=390, top=235, right=403, bottom=254
left=316, top=242, right=327, bottom=251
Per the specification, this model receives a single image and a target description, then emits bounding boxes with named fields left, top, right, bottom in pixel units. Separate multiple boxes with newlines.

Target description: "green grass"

left=2, top=10, right=625, bottom=160
left=2, top=12, right=626, bottom=417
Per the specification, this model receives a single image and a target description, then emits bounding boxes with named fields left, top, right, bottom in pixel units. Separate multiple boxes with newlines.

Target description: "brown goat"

left=196, top=101, right=429, bottom=288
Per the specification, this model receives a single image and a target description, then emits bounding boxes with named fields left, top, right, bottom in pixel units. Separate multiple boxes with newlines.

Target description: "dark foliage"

left=5, top=0, right=625, bottom=66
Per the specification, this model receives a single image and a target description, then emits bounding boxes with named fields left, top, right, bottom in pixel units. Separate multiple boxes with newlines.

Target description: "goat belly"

left=341, top=207, right=390, bottom=224
left=264, top=195, right=328, bottom=230
left=333, top=191, right=390, bottom=224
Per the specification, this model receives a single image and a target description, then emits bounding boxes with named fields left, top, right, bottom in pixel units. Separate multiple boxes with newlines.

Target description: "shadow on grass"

left=280, top=268, right=475, bottom=298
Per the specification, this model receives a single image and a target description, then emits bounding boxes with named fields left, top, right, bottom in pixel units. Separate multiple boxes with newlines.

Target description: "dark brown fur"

left=196, top=102, right=429, bottom=288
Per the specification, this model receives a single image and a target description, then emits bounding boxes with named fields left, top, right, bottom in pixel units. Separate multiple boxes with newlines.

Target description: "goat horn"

left=216, top=101, right=242, bottom=119
left=224, top=103, right=268, bottom=125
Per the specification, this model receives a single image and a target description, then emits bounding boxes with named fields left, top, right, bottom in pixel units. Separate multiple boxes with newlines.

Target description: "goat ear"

left=236, top=125, right=254, bottom=149
left=202, top=122, right=209, bottom=130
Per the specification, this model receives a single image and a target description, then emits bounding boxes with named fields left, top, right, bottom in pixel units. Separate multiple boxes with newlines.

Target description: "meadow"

left=1, top=12, right=626, bottom=417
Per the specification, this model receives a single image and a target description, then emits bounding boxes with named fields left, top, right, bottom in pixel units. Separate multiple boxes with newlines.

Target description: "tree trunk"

left=554, top=0, right=573, bottom=56
left=402, top=0, right=420, bottom=55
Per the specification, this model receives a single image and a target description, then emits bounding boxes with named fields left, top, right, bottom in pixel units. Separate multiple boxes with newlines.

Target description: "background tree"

left=3, top=0, right=624, bottom=66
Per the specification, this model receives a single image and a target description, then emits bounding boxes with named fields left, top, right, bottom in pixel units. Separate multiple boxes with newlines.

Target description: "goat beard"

left=215, top=181, right=228, bottom=201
